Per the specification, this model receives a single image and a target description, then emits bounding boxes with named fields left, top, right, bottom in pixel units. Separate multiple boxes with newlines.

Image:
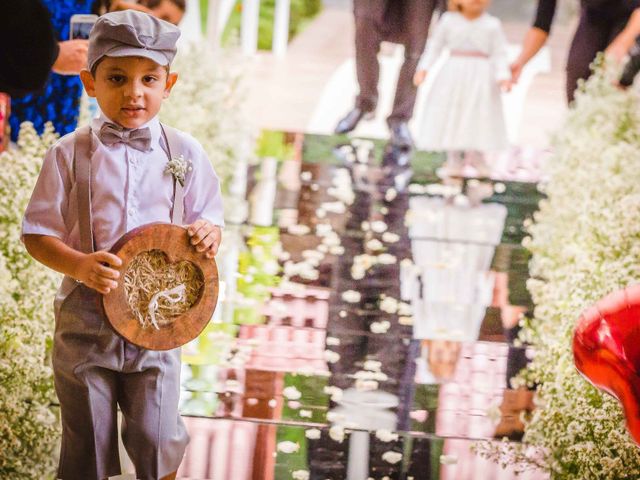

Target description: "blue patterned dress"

left=10, top=0, right=95, bottom=141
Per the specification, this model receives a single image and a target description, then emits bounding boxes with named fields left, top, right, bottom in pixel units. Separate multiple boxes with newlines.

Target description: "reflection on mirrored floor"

left=176, top=132, right=548, bottom=479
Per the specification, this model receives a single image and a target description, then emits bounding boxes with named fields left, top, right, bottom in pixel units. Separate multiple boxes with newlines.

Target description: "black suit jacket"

left=0, top=0, right=59, bottom=97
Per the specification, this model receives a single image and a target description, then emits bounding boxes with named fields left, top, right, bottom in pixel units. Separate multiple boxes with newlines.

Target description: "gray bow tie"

left=98, top=123, right=152, bottom=151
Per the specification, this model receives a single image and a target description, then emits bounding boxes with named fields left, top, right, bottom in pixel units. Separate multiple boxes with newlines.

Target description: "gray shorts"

left=53, top=284, right=189, bottom=480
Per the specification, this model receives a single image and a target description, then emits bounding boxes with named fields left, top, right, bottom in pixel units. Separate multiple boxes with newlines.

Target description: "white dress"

left=415, top=11, right=510, bottom=152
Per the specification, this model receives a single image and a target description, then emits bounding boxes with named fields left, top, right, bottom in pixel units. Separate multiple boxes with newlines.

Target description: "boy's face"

left=80, top=56, right=178, bottom=129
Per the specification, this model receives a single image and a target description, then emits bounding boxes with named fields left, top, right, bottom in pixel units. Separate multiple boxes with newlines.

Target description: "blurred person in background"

left=93, top=0, right=185, bottom=25
left=334, top=0, right=443, bottom=149
left=9, top=0, right=185, bottom=142
left=413, top=0, right=512, bottom=179
left=511, top=0, right=640, bottom=102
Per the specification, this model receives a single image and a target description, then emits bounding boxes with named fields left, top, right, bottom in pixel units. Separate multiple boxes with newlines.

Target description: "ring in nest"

left=124, top=249, right=204, bottom=330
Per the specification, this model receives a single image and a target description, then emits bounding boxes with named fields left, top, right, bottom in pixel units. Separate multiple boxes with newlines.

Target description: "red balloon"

left=574, top=284, right=640, bottom=445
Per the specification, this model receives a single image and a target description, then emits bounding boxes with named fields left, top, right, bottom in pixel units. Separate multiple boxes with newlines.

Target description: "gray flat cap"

left=87, top=10, right=180, bottom=72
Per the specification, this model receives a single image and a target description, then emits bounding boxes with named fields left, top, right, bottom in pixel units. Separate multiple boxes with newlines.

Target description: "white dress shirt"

left=22, top=114, right=224, bottom=254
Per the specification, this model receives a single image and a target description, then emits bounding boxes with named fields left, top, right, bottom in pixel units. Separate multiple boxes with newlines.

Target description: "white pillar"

left=241, top=0, right=260, bottom=56
left=272, top=0, right=291, bottom=56
left=180, top=0, right=203, bottom=43
left=206, top=0, right=223, bottom=49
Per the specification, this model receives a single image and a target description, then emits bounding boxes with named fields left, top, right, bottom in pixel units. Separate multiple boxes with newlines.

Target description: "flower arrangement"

left=165, top=154, right=192, bottom=186
left=0, top=122, right=61, bottom=478
left=476, top=59, right=640, bottom=478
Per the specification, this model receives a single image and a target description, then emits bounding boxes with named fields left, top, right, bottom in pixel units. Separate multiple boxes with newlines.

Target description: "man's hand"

left=413, top=70, right=427, bottom=87
left=187, top=220, right=222, bottom=259
left=52, top=40, right=89, bottom=75
left=74, top=251, right=122, bottom=295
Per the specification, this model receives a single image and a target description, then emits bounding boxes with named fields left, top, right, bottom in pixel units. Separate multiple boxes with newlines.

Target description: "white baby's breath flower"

left=324, top=350, right=341, bottom=363
left=277, top=441, right=300, bottom=453
left=364, top=360, right=382, bottom=372
left=329, top=425, right=345, bottom=443
left=341, top=290, right=361, bottom=303
left=366, top=238, right=384, bottom=251
left=287, top=224, right=311, bottom=236
left=305, top=428, right=321, bottom=439
left=321, top=201, right=347, bottom=214
left=399, top=316, right=414, bottom=326
left=283, top=386, right=302, bottom=400
left=380, top=296, right=398, bottom=314
left=382, top=451, right=402, bottom=465
left=370, top=321, right=391, bottom=334
left=324, top=386, right=343, bottom=401
left=376, top=429, right=399, bottom=442
left=382, top=232, right=400, bottom=243
left=292, top=470, right=310, bottom=480
left=377, top=253, right=397, bottom=265
left=370, top=220, right=388, bottom=233
left=165, top=154, right=192, bottom=186
left=385, top=188, right=398, bottom=201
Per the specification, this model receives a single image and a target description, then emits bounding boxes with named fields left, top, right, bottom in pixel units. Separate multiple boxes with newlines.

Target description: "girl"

left=414, top=0, right=511, bottom=177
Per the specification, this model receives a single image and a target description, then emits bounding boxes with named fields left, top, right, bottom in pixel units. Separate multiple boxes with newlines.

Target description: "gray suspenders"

left=74, top=126, right=95, bottom=254
left=72, top=124, right=185, bottom=254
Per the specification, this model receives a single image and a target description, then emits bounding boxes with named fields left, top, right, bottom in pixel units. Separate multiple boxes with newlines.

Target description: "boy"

left=21, top=10, right=223, bottom=480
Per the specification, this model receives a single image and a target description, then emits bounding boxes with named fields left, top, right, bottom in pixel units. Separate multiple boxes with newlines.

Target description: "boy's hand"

left=187, top=220, right=222, bottom=259
left=74, top=251, right=122, bottom=295
left=413, top=70, right=427, bottom=87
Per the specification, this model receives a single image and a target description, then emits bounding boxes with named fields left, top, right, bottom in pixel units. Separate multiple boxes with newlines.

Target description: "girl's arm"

left=490, top=21, right=511, bottom=82
left=417, top=12, right=450, bottom=72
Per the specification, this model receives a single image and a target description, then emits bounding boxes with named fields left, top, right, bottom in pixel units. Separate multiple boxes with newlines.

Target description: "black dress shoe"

left=334, top=108, right=374, bottom=134
left=389, top=121, right=413, bottom=149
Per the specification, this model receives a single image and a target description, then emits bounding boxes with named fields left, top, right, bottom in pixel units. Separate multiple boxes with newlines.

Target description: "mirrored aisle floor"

left=175, top=132, right=549, bottom=480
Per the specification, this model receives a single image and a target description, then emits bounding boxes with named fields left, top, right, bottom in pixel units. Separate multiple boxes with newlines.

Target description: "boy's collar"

left=92, top=114, right=161, bottom=151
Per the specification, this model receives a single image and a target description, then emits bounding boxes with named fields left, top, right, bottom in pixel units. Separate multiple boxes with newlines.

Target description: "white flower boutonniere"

left=165, top=154, right=192, bottom=186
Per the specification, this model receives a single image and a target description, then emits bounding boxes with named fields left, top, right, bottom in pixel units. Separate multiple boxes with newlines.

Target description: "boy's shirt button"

left=128, top=208, right=135, bottom=216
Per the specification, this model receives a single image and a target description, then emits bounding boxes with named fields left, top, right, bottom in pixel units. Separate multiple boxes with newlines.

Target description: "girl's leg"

left=467, top=150, right=491, bottom=177
left=443, top=150, right=464, bottom=176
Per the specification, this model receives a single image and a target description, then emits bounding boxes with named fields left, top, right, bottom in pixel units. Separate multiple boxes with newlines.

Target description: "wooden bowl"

left=103, top=222, right=219, bottom=351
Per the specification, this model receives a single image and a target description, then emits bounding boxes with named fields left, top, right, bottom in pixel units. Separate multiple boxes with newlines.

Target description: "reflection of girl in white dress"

left=413, top=0, right=511, bottom=176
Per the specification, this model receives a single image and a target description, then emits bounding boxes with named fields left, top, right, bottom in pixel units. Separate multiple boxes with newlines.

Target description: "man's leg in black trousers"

left=335, top=0, right=387, bottom=134
left=354, top=0, right=386, bottom=112
left=387, top=0, right=437, bottom=148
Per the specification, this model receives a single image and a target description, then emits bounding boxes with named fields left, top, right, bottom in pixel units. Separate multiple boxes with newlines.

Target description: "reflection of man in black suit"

left=335, top=0, right=441, bottom=148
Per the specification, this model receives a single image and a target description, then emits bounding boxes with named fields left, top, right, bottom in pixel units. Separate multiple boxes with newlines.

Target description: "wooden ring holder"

left=103, top=222, right=219, bottom=350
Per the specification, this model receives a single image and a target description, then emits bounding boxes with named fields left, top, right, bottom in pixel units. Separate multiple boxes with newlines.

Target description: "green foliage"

left=222, top=0, right=322, bottom=50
